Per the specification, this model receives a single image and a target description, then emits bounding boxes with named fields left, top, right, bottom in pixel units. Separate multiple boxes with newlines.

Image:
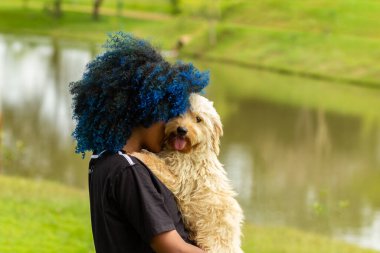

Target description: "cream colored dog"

left=133, top=94, right=244, bottom=253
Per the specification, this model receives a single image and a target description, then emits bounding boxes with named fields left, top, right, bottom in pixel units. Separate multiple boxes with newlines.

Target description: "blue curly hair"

left=70, top=32, right=209, bottom=155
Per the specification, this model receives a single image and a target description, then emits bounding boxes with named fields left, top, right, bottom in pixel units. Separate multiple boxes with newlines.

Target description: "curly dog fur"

left=133, top=94, right=244, bottom=253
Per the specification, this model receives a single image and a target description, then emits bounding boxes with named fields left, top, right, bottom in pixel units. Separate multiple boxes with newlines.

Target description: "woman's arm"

left=151, top=230, right=205, bottom=253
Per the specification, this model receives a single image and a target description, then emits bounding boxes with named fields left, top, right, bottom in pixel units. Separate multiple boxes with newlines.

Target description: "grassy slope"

left=0, top=175, right=93, bottom=253
left=0, top=175, right=379, bottom=253
left=200, top=60, right=380, bottom=122
left=0, top=2, right=205, bottom=48
left=1, top=0, right=380, bottom=86
left=184, top=0, right=380, bottom=86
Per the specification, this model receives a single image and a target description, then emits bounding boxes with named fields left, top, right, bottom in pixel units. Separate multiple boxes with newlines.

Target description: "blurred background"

left=1, top=0, right=380, bottom=252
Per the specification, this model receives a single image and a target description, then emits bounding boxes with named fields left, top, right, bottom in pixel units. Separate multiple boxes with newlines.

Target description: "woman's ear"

left=211, top=120, right=223, bottom=155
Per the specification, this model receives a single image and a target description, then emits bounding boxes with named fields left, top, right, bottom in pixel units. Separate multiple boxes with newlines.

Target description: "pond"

left=1, top=34, right=380, bottom=251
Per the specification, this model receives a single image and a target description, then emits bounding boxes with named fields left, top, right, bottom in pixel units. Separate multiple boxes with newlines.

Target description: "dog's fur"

left=133, top=94, right=244, bottom=253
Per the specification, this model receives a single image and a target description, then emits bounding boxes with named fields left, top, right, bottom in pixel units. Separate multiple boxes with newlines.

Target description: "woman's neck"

left=122, top=129, right=143, bottom=153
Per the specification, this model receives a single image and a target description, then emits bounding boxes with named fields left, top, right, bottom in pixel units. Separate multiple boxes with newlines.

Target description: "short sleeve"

left=115, top=164, right=176, bottom=243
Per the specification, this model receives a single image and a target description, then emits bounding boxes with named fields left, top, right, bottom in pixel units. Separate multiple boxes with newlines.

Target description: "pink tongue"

left=174, top=137, right=186, bottom=151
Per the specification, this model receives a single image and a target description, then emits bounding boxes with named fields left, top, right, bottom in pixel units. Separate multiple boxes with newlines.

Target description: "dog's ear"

left=211, top=119, right=223, bottom=155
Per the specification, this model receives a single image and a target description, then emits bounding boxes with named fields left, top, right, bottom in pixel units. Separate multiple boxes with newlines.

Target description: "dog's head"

left=164, top=94, right=223, bottom=155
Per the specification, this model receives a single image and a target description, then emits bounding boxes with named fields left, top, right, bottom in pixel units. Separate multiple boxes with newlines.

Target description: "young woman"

left=70, top=33, right=209, bottom=253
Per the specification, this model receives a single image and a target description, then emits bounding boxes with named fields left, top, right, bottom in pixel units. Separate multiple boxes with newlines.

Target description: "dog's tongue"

left=173, top=137, right=186, bottom=151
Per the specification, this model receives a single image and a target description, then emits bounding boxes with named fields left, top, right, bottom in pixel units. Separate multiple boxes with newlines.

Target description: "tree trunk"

left=53, top=0, right=62, bottom=18
left=116, top=0, right=123, bottom=17
left=208, top=0, right=221, bottom=46
left=170, top=0, right=181, bottom=15
left=93, top=0, right=104, bottom=20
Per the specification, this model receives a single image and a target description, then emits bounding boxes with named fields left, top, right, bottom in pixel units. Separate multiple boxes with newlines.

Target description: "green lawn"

left=1, top=0, right=380, bottom=87
left=0, top=1, right=205, bottom=48
left=185, top=23, right=380, bottom=86
left=184, top=0, right=380, bottom=87
left=0, top=175, right=93, bottom=253
left=0, top=174, right=378, bottom=253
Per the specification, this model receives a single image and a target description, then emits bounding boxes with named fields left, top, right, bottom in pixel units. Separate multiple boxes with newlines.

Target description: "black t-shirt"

left=88, top=150, right=193, bottom=253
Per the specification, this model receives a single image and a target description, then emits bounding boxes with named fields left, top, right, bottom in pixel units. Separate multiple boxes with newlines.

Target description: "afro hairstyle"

left=70, top=32, right=209, bottom=155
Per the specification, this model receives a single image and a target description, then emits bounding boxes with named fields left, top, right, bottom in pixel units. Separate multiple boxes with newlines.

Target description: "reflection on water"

left=1, top=34, right=380, bottom=251
left=224, top=144, right=254, bottom=202
left=339, top=211, right=380, bottom=250
left=220, top=99, right=380, bottom=250
left=0, top=34, right=93, bottom=187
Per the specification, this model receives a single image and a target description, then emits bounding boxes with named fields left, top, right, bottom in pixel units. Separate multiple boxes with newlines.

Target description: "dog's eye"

left=196, top=116, right=202, bottom=123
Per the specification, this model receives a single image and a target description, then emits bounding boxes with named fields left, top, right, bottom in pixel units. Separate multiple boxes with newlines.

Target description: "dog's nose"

left=177, top=126, right=188, bottom=136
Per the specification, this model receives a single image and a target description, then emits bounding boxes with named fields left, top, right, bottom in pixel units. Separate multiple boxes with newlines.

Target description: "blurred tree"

left=169, top=0, right=181, bottom=15
left=116, top=0, right=123, bottom=17
left=208, top=0, right=221, bottom=46
left=93, top=0, right=104, bottom=20
left=53, top=0, right=62, bottom=18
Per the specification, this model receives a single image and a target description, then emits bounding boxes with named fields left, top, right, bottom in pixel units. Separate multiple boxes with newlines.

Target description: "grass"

left=199, top=60, right=380, bottom=123
left=0, top=2, right=205, bottom=47
left=243, top=225, right=379, bottom=253
left=0, top=175, right=93, bottom=253
left=222, top=0, right=380, bottom=38
left=184, top=23, right=380, bottom=87
left=1, top=0, right=380, bottom=87
left=0, top=174, right=379, bottom=253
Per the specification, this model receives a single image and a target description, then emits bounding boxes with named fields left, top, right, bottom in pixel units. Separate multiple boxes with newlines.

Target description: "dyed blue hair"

left=70, top=32, right=209, bottom=155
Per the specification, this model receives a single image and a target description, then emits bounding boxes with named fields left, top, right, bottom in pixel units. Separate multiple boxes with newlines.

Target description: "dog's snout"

left=177, top=126, right=188, bottom=136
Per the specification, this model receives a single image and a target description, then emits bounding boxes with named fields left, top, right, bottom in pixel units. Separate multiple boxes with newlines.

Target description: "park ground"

left=1, top=174, right=379, bottom=253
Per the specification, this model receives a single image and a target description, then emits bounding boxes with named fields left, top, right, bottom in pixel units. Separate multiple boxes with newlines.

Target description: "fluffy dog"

left=133, top=94, right=244, bottom=253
